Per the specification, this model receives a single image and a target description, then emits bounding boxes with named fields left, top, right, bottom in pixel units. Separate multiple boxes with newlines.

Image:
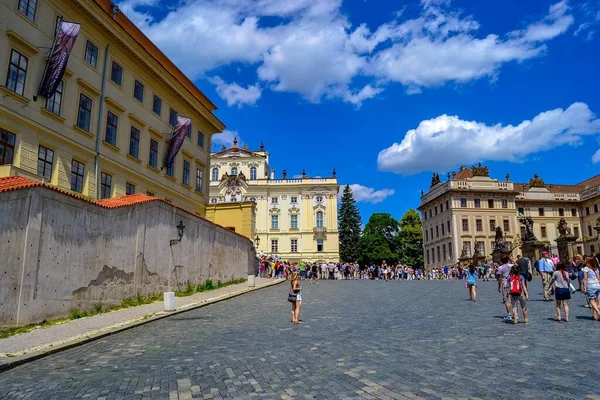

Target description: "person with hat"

left=538, top=251, right=555, bottom=301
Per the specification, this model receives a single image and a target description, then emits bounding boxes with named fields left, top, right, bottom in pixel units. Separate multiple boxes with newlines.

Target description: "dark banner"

left=163, top=116, right=192, bottom=169
left=38, top=21, right=80, bottom=99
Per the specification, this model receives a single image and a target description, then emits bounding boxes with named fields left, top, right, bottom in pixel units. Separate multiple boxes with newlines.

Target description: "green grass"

left=0, top=277, right=247, bottom=339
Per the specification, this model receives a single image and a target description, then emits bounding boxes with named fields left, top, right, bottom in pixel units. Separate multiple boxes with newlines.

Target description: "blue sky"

left=121, top=0, right=600, bottom=222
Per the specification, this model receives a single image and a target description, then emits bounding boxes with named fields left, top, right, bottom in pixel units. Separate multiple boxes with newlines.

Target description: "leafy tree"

left=396, top=209, right=424, bottom=269
left=338, top=185, right=362, bottom=262
left=357, top=213, right=400, bottom=266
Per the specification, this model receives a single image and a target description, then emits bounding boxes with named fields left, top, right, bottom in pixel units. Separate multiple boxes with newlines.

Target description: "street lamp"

left=254, top=235, right=260, bottom=248
left=169, top=220, right=186, bottom=246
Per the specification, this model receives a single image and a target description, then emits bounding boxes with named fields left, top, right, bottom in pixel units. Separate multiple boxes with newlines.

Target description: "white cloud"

left=127, top=0, right=574, bottom=104
left=346, top=184, right=395, bottom=204
left=573, top=2, right=600, bottom=40
left=377, top=102, right=600, bottom=174
left=211, top=130, right=242, bottom=148
left=593, top=149, right=600, bottom=164
left=210, top=76, right=262, bottom=107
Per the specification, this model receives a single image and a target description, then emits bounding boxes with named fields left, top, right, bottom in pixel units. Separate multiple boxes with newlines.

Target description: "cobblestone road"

left=1, top=279, right=598, bottom=400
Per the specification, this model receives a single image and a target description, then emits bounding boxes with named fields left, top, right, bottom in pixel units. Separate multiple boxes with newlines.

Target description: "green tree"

left=357, top=213, right=400, bottom=266
left=338, top=185, right=362, bottom=262
left=396, top=209, right=424, bottom=269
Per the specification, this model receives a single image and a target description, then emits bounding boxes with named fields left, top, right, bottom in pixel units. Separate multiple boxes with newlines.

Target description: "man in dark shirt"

left=516, top=255, right=531, bottom=287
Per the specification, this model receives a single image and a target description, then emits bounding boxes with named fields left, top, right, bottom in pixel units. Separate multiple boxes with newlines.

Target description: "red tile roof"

left=96, top=193, right=160, bottom=208
left=454, top=168, right=474, bottom=180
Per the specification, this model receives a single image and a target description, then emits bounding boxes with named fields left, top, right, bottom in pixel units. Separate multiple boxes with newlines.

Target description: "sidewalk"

left=0, top=277, right=283, bottom=371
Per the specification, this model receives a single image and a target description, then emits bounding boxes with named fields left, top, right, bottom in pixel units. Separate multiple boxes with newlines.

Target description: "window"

left=6, top=50, right=28, bottom=96
left=285, top=238, right=295, bottom=253
left=70, top=160, right=84, bottom=193
left=18, top=0, right=37, bottom=20
left=588, top=225, right=593, bottom=237
left=250, top=167, right=257, bottom=180
left=476, top=219, right=482, bottom=232
left=435, top=206, right=438, bottom=215
left=317, top=239, right=324, bottom=252
left=271, top=197, right=278, bottom=204
left=290, top=214, right=298, bottom=229
left=574, top=226, right=579, bottom=238
left=446, top=200, right=449, bottom=210
left=126, top=182, right=135, bottom=195
left=271, top=215, right=279, bottom=229
left=449, top=245, right=452, bottom=258
left=186, top=124, right=192, bottom=139
left=538, top=207, right=545, bottom=216
left=166, top=162, right=174, bottom=177
left=595, top=204, right=599, bottom=214
left=443, top=244, right=447, bottom=261
left=84, top=41, right=98, bottom=68
left=0, top=129, right=16, bottom=165
left=104, top=111, right=118, bottom=145
left=488, top=199, right=494, bottom=208
left=463, top=241, right=472, bottom=257
left=149, top=139, right=158, bottom=168
left=231, top=167, right=238, bottom=176
left=291, top=196, right=298, bottom=204
left=183, top=160, right=190, bottom=186
left=110, top=61, right=123, bottom=86
left=271, top=239, right=278, bottom=253
left=476, top=241, right=485, bottom=255
left=437, top=246, right=441, bottom=262
left=196, top=168, right=203, bottom=192
left=490, top=219, right=496, bottom=231
left=211, top=168, right=219, bottom=181
left=558, top=208, right=564, bottom=217
left=77, top=94, right=93, bottom=131
left=502, top=199, right=508, bottom=209
left=45, top=80, right=63, bottom=115
left=503, top=219, right=510, bottom=232
left=430, top=228, right=433, bottom=239
left=425, top=230, right=428, bottom=242
left=541, top=226, right=547, bottom=238
left=441, top=224, right=445, bottom=235
left=518, top=207, right=525, bottom=215
left=133, top=80, right=144, bottom=102
left=462, top=219, right=469, bottom=232
left=197, top=131, right=204, bottom=148
left=152, top=95, right=161, bottom=115
left=316, top=195, right=323, bottom=203
left=424, top=212, right=427, bottom=221
left=100, top=172, right=111, bottom=199
left=586, top=207, right=590, bottom=216
left=460, top=198, right=467, bottom=208
left=435, top=225, right=439, bottom=238
left=129, top=126, right=140, bottom=158
left=37, top=146, right=53, bottom=181
left=474, top=199, right=481, bottom=208
left=169, top=108, right=177, bottom=127
left=447, top=221, right=450, bottom=232
left=571, top=208, right=577, bottom=217
left=426, top=249, right=430, bottom=264
left=316, top=211, right=324, bottom=228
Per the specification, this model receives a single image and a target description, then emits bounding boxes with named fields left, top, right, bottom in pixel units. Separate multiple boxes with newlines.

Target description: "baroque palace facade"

left=209, top=140, right=340, bottom=262
left=419, top=164, right=600, bottom=270
left=0, top=0, right=224, bottom=215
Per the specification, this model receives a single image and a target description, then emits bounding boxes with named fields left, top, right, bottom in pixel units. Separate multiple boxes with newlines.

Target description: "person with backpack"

left=466, top=264, right=478, bottom=302
left=547, top=263, right=573, bottom=322
left=508, top=264, right=529, bottom=324
left=498, top=256, right=514, bottom=320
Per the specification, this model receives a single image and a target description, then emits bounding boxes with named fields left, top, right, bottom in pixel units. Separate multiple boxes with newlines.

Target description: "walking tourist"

left=582, top=257, right=600, bottom=321
left=310, top=263, right=319, bottom=284
left=466, top=264, right=477, bottom=302
left=547, top=263, right=572, bottom=322
left=498, top=256, right=514, bottom=320
left=508, top=264, right=529, bottom=324
left=516, top=255, right=532, bottom=287
left=288, top=272, right=302, bottom=324
left=538, top=251, right=555, bottom=301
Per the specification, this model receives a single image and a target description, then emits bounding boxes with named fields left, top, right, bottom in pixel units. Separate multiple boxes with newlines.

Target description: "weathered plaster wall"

left=0, top=187, right=255, bottom=327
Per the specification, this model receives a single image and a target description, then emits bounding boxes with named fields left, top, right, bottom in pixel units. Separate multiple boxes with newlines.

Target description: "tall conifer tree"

left=338, top=185, right=362, bottom=262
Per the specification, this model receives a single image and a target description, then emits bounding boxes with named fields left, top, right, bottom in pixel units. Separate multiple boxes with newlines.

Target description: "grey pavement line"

left=0, top=278, right=285, bottom=373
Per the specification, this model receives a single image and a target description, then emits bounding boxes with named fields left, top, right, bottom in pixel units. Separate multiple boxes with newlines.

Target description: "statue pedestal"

left=458, top=256, right=471, bottom=267
left=472, top=255, right=486, bottom=267
left=491, top=249, right=511, bottom=264
left=555, top=235, right=577, bottom=263
left=521, top=240, right=546, bottom=263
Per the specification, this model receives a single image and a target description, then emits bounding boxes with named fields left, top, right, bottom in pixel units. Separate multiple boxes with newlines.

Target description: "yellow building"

left=209, top=140, right=340, bottom=262
left=419, top=165, right=600, bottom=269
left=205, top=201, right=256, bottom=240
left=0, top=0, right=224, bottom=215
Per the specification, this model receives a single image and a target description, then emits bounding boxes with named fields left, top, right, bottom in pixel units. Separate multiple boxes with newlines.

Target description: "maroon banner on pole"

left=163, top=116, right=192, bottom=169
left=38, top=21, right=80, bottom=99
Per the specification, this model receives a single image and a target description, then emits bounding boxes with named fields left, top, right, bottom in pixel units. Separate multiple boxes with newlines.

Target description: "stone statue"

left=494, top=227, right=504, bottom=247
left=519, top=216, right=537, bottom=243
left=473, top=244, right=482, bottom=258
left=460, top=245, right=467, bottom=259
left=557, top=218, right=572, bottom=237
left=471, top=162, right=489, bottom=177
left=430, top=173, right=441, bottom=187
left=506, top=173, right=510, bottom=182
left=529, top=174, right=545, bottom=188
left=452, top=171, right=456, bottom=179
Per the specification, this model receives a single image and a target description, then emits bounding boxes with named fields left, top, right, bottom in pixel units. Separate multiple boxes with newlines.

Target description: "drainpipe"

left=94, top=44, right=110, bottom=199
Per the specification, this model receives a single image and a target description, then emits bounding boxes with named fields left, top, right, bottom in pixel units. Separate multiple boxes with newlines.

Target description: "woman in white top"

left=582, top=257, right=600, bottom=321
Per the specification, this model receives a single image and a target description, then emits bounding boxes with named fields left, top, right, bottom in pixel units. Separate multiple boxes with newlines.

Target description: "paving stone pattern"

left=0, top=279, right=598, bottom=400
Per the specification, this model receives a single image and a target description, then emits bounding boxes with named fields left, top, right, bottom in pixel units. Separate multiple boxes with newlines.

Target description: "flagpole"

left=34, top=17, right=62, bottom=102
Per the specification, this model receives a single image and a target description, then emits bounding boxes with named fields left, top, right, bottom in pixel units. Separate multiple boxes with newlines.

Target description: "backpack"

left=509, top=275, right=523, bottom=296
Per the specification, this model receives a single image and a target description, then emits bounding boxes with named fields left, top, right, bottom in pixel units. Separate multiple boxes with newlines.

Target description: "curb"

left=0, top=279, right=285, bottom=373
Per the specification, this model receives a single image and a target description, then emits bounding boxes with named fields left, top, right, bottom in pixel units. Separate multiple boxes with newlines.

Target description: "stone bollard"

left=163, top=291, right=176, bottom=312
left=248, top=274, right=256, bottom=288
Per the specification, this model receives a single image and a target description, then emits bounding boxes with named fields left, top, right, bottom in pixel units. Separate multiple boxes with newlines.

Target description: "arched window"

left=250, top=167, right=257, bottom=180
left=231, top=167, right=238, bottom=176
left=211, top=168, right=219, bottom=181
left=316, top=211, right=324, bottom=228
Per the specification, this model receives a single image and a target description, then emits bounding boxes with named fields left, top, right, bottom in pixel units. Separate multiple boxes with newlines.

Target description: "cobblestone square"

left=0, top=279, right=598, bottom=399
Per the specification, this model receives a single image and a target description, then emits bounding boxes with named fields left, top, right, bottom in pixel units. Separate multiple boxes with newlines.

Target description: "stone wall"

left=0, top=187, right=255, bottom=327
